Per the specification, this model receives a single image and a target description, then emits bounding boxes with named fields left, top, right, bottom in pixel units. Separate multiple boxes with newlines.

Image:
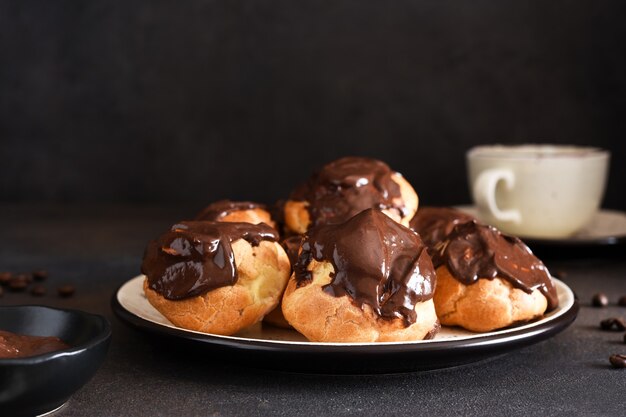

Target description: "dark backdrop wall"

left=1, top=1, right=625, bottom=211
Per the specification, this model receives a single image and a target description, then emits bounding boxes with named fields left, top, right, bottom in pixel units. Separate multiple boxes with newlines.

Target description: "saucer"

left=456, top=206, right=626, bottom=246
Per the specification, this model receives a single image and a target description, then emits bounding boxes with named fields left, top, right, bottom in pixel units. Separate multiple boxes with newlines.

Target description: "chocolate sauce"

left=431, top=221, right=558, bottom=311
left=294, top=209, right=436, bottom=326
left=409, top=206, right=476, bottom=249
left=0, top=330, right=70, bottom=359
left=290, top=157, right=406, bottom=229
left=142, top=221, right=279, bottom=300
left=423, top=320, right=441, bottom=340
left=281, top=235, right=304, bottom=268
left=195, top=200, right=265, bottom=221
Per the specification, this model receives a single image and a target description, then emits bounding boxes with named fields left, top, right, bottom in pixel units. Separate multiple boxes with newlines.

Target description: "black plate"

left=0, top=305, right=111, bottom=417
left=112, top=276, right=578, bottom=374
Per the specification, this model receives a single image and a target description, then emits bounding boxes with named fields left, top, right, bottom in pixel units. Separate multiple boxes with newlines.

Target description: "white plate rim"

left=115, top=274, right=576, bottom=347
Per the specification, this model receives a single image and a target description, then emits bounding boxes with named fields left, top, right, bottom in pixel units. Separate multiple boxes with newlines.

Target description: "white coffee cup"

left=467, top=144, right=610, bottom=239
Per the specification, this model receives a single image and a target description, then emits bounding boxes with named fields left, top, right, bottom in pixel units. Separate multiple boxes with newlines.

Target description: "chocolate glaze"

left=195, top=200, right=265, bottom=221
left=281, top=235, right=304, bottom=268
left=409, top=206, right=476, bottom=249
left=423, top=320, right=441, bottom=340
left=431, top=221, right=558, bottom=311
left=290, top=157, right=406, bottom=229
left=0, top=330, right=70, bottom=359
left=294, top=209, right=436, bottom=326
left=142, top=221, right=279, bottom=300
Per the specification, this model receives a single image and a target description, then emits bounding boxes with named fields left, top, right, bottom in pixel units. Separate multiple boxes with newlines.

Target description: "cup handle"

left=473, top=169, right=522, bottom=223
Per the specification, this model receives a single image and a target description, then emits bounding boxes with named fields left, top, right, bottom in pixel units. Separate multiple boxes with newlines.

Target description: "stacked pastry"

left=283, top=156, right=418, bottom=233
left=282, top=208, right=439, bottom=342
left=140, top=156, right=559, bottom=340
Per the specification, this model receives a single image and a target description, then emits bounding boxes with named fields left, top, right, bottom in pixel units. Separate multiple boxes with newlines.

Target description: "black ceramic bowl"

left=0, top=305, right=111, bottom=416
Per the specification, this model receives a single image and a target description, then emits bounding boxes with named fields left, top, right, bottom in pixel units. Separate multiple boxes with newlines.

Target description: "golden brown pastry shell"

left=284, top=172, right=418, bottom=234
left=144, top=239, right=290, bottom=335
left=219, top=208, right=276, bottom=229
left=282, top=260, right=438, bottom=342
left=433, top=265, right=548, bottom=332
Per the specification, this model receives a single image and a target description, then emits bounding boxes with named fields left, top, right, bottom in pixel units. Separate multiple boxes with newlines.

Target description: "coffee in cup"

left=466, top=144, right=610, bottom=239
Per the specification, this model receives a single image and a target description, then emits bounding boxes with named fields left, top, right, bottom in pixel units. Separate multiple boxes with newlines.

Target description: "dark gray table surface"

left=1, top=204, right=625, bottom=416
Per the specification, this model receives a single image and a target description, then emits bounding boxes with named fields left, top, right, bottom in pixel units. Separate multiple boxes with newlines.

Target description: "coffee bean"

left=600, top=318, right=626, bottom=331
left=30, top=285, right=46, bottom=296
left=8, top=276, right=29, bottom=291
left=32, top=269, right=48, bottom=281
left=0, top=271, right=12, bottom=285
left=618, top=296, right=626, bottom=307
left=57, top=285, right=75, bottom=297
left=14, top=273, right=33, bottom=284
left=0, top=286, right=3, bottom=297
left=592, top=293, right=609, bottom=307
left=609, top=354, right=626, bottom=368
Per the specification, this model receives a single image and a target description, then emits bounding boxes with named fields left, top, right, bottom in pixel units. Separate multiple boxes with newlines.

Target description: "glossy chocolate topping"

left=409, top=206, right=475, bottom=249
left=290, top=157, right=405, bottom=228
left=281, top=235, right=304, bottom=268
left=431, top=221, right=558, bottom=311
left=195, top=200, right=265, bottom=221
left=294, top=209, right=436, bottom=326
left=0, top=330, right=70, bottom=359
left=142, top=221, right=279, bottom=300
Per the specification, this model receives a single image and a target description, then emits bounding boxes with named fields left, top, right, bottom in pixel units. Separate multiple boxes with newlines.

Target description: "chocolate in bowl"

left=0, top=305, right=111, bottom=417
left=0, top=330, right=70, bottom=359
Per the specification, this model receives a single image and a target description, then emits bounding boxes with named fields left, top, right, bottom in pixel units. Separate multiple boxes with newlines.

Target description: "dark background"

left=1, top=1, right=625, bottom=212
